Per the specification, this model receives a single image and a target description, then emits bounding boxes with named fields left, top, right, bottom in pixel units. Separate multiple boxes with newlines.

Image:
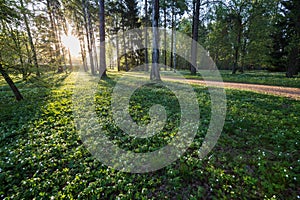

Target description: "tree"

left=244, top=0, right=277, bottom=70
left=161, top=0, right=169, bottom=68
left=62, top=0, right=89, bottom=72
left=20, top=0, right=40, bottom=76
left=205, top=0, right=274, bottom=72
left=168, top=0, right=188, bottom=71
left=270, top=0, right=300, bottom=77
left=151, top=0, right=161, bottom=81
left=98, top=0, right=107, bottom=77
left=144, top=0, right=149, bottom=69
left=82, top=0, right=95, bottom=74
left=0, top=64, right=23, bottom=101
left=0, top=0, right=23, bottom=101
left=190, top=0, right=201, bottom=75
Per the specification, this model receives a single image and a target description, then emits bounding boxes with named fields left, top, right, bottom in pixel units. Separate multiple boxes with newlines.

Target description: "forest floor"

left=0, top=72, right=299, bottom=199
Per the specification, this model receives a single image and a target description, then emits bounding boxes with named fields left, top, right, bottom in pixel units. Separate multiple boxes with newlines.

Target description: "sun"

left=61, top=34, right=81, bottom=57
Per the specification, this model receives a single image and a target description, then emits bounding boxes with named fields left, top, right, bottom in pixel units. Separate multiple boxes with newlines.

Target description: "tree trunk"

left=191, top=0, right=200, bottom=75
left=232, top=46, right=239, bottom=74
left=164, top=1, right=167, bottom=69
left=151, top=0, right=161, bottom=81
left=79, top=35, right=88, bottom=72
left=122, top=17, right=129, bottom=72
left=87, top=2, right=97, bottom=74
left=0, top=64, right=23, bottom=101
left=286, top=45, right=299, bottom=78
left=232, top=17, right=242, bottom=75
left=20, top=0, right=40, bottom=77
left=82, top=0, right=95, bottom=75
left=46, top=0, right=59, bottom=64
left=68, top=48, right=73, bottom=72
left=98, top=0, right=107, bottom=77
left=116, top=34, right=121, bottom=71
left=144, top=0, right=149, bottom=70
left=240, top=33, right=247, bottom=73
left=170, top=2, right=175, bottom=70
left=173, top=13, right=177, bottom=72
left=92, top=34, right=99, bottom=72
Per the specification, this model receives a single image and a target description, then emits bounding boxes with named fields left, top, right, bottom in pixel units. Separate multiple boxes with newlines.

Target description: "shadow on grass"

left=0, top=72, right=70, bottom=142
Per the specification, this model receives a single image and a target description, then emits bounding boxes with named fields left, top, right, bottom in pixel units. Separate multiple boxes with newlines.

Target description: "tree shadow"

left=0, top=72, right=71, bottom=142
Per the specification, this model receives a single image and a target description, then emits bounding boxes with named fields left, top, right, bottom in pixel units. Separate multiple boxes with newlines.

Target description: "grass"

left=181, top=70, right=300, bottom=88
left=0, top=71, right=299, bottom=199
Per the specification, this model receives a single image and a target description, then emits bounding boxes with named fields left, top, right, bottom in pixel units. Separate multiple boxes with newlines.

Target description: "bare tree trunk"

left=116, top=32, right=121, bottom=71
left=151, top=0, right=161, bottom=81
left=122, top=17, right=129, bottom=72
left=46, top=0, right=59, bottom=64
left=68, top=48, right=73, bottom=72
left=144, top=0, right=149, bottom=71
left=24, top=38, right=32, bottom=71
left=82, top=0, right=95, bottom=74
left=98, top=0, right=107, bottom=77
left=173, top=14, right=177, bottom=72
left=20, top=0, right=40, bottom=77
left=87, top=2, right=97, bottom=74
left=232, top=17, right=242, bottom=75
left=0, top=64, right=23, bottom=101
left=191, top=0, right=200, bottom=75
left=170, top=2, right=174, bottom=70
left=92, top=33, right=99, bottom=71
left=240, top=36, right=247, bottom=73
left=164, top=1, right=167, bottom=69
left=79, top=35, right=88, bottom=72
left=116, top=38, right=121, bottom=71
left=286, top=46, right=299, bottom=78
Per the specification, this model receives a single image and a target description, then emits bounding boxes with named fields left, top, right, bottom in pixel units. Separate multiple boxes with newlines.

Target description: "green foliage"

left=204, top=0, right=279, bottom=71
left=0, top=72, right=299, bottom=199
left=0, top=0, right=19, bottom=23
left=270, top=0, right=300, bottom=76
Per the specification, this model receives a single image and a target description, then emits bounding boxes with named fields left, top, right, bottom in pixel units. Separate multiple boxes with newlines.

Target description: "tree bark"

left=190, top=0, right=200, bottom=75
left=170, top=2, right=175, bottom=70
left=98, top=0, right=107, bottom=77
left=46, top=0, right=59, bottom=64
left=92, top=33, right=99, bottom=71
left=87, top=1, right=97, bottom=74
left=286, top=45, right=299, bottom=78
left=173, top=13, right=177, bottom=72
left=122, top=16, right=129, bottom=72
left=232, top=16, right=242, bottom=74
left=79, top=35, right=88, bottom=72
left=164, top=0, right=167, bottom=69
left=116, top=34, right=121, bottom=71
left=67, top=48, right=73, bottom=72
left=82, top=0, right=95, bottom=75
left=144, top=0, right=149, bottom=70
left=0, top=64, right=23, bottom=101
left=151, top=0, right=161, bottom=81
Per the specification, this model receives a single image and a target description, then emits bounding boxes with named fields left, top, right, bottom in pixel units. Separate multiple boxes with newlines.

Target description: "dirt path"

left=186, top=79, right=300, bottom=100
left=127, top=73, right=300, bottom=100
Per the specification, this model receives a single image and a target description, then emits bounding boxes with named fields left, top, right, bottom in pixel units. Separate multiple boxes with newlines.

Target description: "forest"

left=0, top=0, right=299, bottom=199
left=1, top=0, right=299, bottom=81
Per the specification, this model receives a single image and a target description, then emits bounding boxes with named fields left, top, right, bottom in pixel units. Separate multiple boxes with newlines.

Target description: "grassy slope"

left=0, top=72, right=299, bottom=199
